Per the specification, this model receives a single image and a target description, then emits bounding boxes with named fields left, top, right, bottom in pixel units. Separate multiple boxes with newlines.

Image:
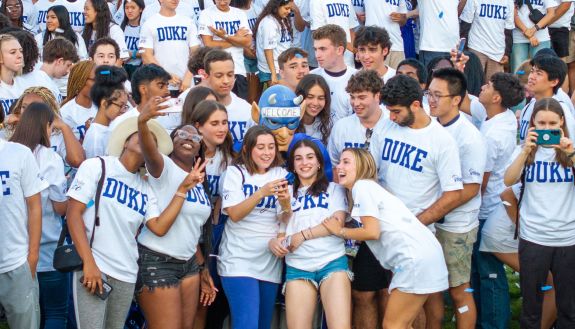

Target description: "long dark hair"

left=190, top=100, right=235, bottom=173
left=120, top=0, right=145, bottom=30
left=10, top=102, right=54, bottom=150
left=253, top=0, right=292, bottom=42
left=527, top=98, right=573, bottom=168
left=82, top=0, right=113, bottom=47
left=43, top=5, right=78, bottom=46
left=182, top=86, right=218, bottom=125
left=288, top=139, right=329, bottom=198
left=295, top=74, right=332, bottom=145
left=234, top=126, right=284, bottom=175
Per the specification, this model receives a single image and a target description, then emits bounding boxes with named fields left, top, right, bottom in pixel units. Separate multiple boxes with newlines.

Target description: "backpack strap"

left=89, top=157, right=106, bottom=246
left=198, top=0, right=205, bottom=10
left=514, top=167, right=526, bottom=240
left=233, top=164, right=245, bottom=186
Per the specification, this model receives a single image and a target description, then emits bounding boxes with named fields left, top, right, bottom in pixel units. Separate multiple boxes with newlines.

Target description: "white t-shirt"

left=62, top=0, right=87, bottom=33
left=513, top=0, right=555, bottom=43
left=20, top=70, right=63, bottom=103
left=509, top=146, right=575, bottom=246
left=372, top=119, right=463, bottom=218
left=479, top=199, right=518, bottom=253
left=123, top=24, right=143, bottom=66
left=381, top=66, right=396, bottom=84
left=0, top=77, right=27, bottom=116
left=205, top=148, right=228, bottom=199
left=140, top=13, right=200, bottom=80
left=310, top=0, right=359, bottom=45
left=138, top=155, right=211, bottom=260
left=141, top=0, right=200, bottom=26
left=88, top=24, right=130, bottom=59
left=226, top=92, right=256, bottom=144
left=60, top=99, right=98, bottom=141
left=34, top=145, right=67, bottom=272
left=219, top=165, right=287, bottom=283
left=310, top=67, right=357, bottom=121
left=550, top=0, right=574, bottom=29
left=327, top=112, right=386, bottom=167
left=435, top=115, right=486, bottom=233
left=518, top=96, right=575, bottom=144
left=418, top=0, right=459, bottom=52
left=460, top=0, right=515, bottom=62
left=0, top=140, right=49, bottom=274
left=290, top=0, right=310, bottom=48
left=364, top=0, right=407, bottom=52
left=82, top=123, right=109, bottom=159
left=256, top=15, right=293, bottom=74
left=198, top=6, right=251, bottom=76
left=67, top=156, right=160, bottom=282
left=303, top=117, right=323, bottom=140
left=285, top=183, right=347, bottom=272
left=479, top=109, right=518, bottom=220
left=351, top=179, right=449, bottom=294
left=556, top=88, right=575, bottom=116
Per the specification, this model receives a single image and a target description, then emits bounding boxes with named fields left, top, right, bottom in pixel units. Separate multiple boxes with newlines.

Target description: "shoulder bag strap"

left=525, top=0, right=535, bottom=14
left=233, top=164, right=245, bottom=186
left=198, top=0, right=204, bottom=10
left=514, top=167, right=527, bottom=240
left=89, top=157, right=106, bottom=246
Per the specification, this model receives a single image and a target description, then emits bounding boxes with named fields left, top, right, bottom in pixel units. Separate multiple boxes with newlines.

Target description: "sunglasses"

left=363, top=128, right=373, bottom=150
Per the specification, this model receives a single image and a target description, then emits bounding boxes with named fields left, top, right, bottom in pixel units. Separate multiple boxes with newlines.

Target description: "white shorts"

left=479, top=203, right=518, bottom=254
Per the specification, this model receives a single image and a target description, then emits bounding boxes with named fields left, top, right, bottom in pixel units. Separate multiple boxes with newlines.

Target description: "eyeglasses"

left=111, top=102, right=130, bottom=113
left=7, top=4, right=22, bottom=10
left=176, top=129, right=203, bottom=143
left=424, top=90, right=455, bottom=102
left=363, top=128, right=373, bottom=150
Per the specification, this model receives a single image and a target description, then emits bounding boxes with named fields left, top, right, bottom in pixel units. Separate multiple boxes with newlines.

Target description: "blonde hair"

left=63, top=59, right=96, bottom=105
left=0, top=34, right=23, bottom=77
left=342, top=148, right=378, bottom=183
left=5, top=87, right=61, bottom=138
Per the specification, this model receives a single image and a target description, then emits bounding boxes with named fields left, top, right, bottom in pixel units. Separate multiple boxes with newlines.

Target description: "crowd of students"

left=1, top=0, right=575, bottom=329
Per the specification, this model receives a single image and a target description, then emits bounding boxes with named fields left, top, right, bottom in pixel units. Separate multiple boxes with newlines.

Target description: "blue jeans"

left=221, top=276, right=279, bottom=329
left=38, top=271, right=69, bottom=329
left=419, top=50, right=450, bottom=68
left=510, top=41, right=552, bottom=73
left=471, top=220, right=511, bottom=329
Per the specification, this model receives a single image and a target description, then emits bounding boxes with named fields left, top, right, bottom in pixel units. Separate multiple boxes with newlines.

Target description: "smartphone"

left=535, top=129, right=561, bottom=145
left=80, top=276, right=114, bottom=300
left=456, top=38, right=466, bottom=62
left=193, top=75, right=202, bottom=85
left=158, top=98, right=183, bottom=113
left=285, top=172, right=295, bottom=185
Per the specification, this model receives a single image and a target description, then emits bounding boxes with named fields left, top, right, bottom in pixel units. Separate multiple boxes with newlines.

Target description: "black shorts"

left=232, top=74, right=248, bottom=101
left=549, top=27, right=570, bottom=58
left=351, top=242, right=392, bottom=291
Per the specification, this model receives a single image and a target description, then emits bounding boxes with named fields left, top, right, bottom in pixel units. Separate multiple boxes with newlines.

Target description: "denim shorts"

left=136, top=244, right=200, bottom=292
left=244, top=57, right=258, bottom=74
left=284, top=255, right=352, bottom=293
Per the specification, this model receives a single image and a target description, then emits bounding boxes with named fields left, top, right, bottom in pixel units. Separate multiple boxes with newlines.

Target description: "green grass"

left=0, top=267, right=523, bottom=329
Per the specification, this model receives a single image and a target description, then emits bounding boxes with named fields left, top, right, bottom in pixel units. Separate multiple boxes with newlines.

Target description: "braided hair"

left=62, top=60, right=96, bottom=105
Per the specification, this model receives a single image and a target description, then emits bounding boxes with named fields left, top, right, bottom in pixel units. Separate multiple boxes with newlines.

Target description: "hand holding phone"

left=80, top=276, right=113, bottom=300
left=535, top=129, right=561, bottom=145
left=456, top=38, right=466, bottom=62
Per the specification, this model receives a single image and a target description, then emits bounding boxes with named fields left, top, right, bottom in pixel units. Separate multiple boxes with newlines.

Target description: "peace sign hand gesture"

left=179, top=159, right=208, bottom=191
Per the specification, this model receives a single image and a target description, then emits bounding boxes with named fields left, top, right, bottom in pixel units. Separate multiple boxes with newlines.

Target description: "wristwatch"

left=534, top=24, right=542, bottom=31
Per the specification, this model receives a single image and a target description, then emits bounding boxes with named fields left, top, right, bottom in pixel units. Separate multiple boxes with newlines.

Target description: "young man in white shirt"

left=278, top=47, right=310, bottom=92
left=0, top=138, right=48, bottom=329
left=363, top=0, right=407, bottom=69
left=418, top=0, right=460, bottom=67
left=459, top=72, right=525, bottom=329
left=460, top=0, right=515, bottom=82
left=326, top=69, right=389, bottom=329
left=198, top=0, right=252, bottom=100
left=354, top=25, right=396, bottom=83
left=140, top=0, right=200, bottom=90
left=88, top=37, right=120, bottom=67
left=309, top=0, right=359, bottom=67
left=428, top=68, right=487, bottom=329
left=311, top=24, right=357, bottom=121
left=202, top=49, right=254, bottom=144
left=376, top=75, right=464, bottom=329
left=21, top=38, right=79, bottom=103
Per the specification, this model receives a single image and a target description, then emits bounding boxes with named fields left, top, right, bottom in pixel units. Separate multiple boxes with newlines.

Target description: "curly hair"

left=7, top=29, right=38, bottom=73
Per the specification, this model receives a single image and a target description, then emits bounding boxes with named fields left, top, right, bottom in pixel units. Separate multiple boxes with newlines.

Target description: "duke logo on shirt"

left=326, top=3, right=351, bottom=17
left=102, top=178, right=149, bottom=215
left=185, top=185, right=211, bottom=206
left=69, top=12, right=85, bottom=28
left=292, top=193, right=330, bottom=212
left=125, top=36, right=140, bottom=50
left=385, top=0, right=400, bottom=5
left=478, top=4, right=508, bottom=19
left=243, top=184, right=277, bottom=209
left=1, top=98, right=17, bottom=116
left=0, top=171, right=10, bottom=196
left=525, top=161, right=575, bottom=183
left=207, top=174, right=221, bottom=197
left=380, top=138, right=429, bottom=173
left=344, top=142, right=366, bottom=149
left=280, top=29, right=292, bottom=43
left=157, top=26, right=188, bottom=41
left=229, top=121, right=248, bottom=143
left=214, top=20, right=241, bottom=35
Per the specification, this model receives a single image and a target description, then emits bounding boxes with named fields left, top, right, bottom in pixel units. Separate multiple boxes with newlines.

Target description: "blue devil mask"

left=256, top=85, right=304, bottom=131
